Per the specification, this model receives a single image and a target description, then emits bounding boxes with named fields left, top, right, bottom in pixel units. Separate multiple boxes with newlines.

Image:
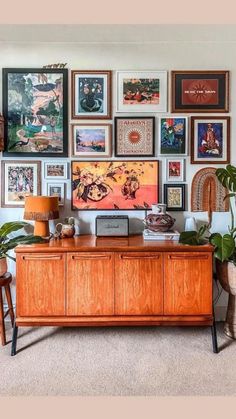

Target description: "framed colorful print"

left=71, top=160, right=158, bottom=210
left=71, top=70, right=112, bottom=119
left=171, top=71, right=229, bottom=113
left=159, top=117, right=188, bottom=155
left=164, top=184, right=186, bottom=211
left=2, top=68, right=68, bottom=157
left=117, top=71, right=167, bottom=112
left=166, top=158, right=185, bottom=182
left=115, top=117, right=155, bottom=157
left=47, top=182, right=65, bottom=206
left=191, top=116, right=230, bottom=164
left=44, top=161, right=68, bottom=179
left=71, top=124, right=112, bottom=158
left=1, top=160, right=41, bottom=208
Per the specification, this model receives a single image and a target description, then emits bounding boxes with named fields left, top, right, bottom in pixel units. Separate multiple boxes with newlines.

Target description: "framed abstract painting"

left=191, top=116, right=230, bottom=164
left=71, top=70, right=112, bottom=119
left=171, top=70, right=229, bottom=113
left=159, top=117, right=188, bottom=156
left=2, top=68, right=68, bottom=157
left=117, top=71, right=167, bottom=112
left=164, top=184, right=186, bottom=211
left=71, top=160, right=159, bottom=210
left=115, top=117, right=155, bottom=157
left=71, top=124, right=112, bottom=157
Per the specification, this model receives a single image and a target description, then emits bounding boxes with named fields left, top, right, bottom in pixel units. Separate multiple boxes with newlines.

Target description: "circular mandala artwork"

left=116, top=118, right=154, bottom=156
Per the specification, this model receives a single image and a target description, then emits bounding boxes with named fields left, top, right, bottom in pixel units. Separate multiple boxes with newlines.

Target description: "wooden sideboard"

left=11, top=235, right=218, bottom=354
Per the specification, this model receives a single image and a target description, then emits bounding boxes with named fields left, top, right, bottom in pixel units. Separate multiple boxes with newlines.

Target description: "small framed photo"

left=166, top=158, right=185, bottom=182
left=44, top=161, right=68, bottom=179
left=164, top=184, right=186, bottom=211
left=47, top=182, right=65, bottom=206
left=191, top=116, right=230, bottom=164
left=171, top=70, right=229, bottom=113
left=71, top=70, right=112, bottom=119
left=71, top=124, right=112, bottom=157
left=1, top=160, right=41, bottom=207
left=159, top=117, right=188, bottom=156
left=117, top=70, right=167, bottom=112
left=115, top=117, right=155, bottom=157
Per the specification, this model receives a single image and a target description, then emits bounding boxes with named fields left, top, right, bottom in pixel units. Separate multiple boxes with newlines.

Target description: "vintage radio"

left=95, top=215, right=129, bottom=237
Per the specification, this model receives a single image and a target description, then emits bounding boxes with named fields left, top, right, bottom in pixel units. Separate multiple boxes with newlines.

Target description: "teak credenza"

left=11, top=235, right=218, bottom=355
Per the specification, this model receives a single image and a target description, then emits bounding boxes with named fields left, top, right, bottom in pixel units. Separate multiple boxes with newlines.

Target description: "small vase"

left=0, top=257, right=7, bottom=277
left=144, top=203, right=176, bottom=233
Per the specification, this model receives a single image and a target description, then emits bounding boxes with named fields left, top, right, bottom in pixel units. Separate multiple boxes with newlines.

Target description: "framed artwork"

left=164, top=184, right=186, bottom=211
left=1, top=160, right=41, bottom=208
left=166, top=158, right=185, bottom=182
left=2, top=68, right=68, bottom=157
left=44, top=161, right=68, bottom=179
left=171, top=70, right=229, bottom=113
left=115, top=117, right=155, bottom=157
left=47, top=182, right=65, bottom=206
left=71, top=160, right=159, bottom=210
left=191, top=116, right=230, bottom=164
left=71, top=70, right=112, bottom=119
left=117, top=70, right=167, bottom=112
left=159, top=117, right=187, bottom=156
left=71, top=124, right=112, bottom=157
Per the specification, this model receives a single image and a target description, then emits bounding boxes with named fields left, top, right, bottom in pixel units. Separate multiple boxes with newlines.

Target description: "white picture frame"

left=166, top=158, right=185, bottom=182
left=44, top=161, right=68, bottom=180
left=47, top=182, right=65, bottom=206
left=158, top=116, right=188, bottom=156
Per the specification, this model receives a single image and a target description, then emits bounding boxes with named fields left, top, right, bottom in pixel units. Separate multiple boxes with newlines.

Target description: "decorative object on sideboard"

left=96, top=216, right=129, bottom=237
left=158, top=117, right=188, bottom=156
left=143, top=203, right=176, bottom=233
left=24, top=196, right=59, bottom=238
left=0, top=113, right=4, bottom=151
left=184, top=217, right=197, bottom=232
left=164, top=184, right=186, bottom=211
left=2, top=68, right=68, bottom=157
left=55, top=217, right=76, bottom=239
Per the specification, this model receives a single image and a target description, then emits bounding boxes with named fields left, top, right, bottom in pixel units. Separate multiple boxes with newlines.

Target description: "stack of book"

left=143, top=229, right=180, bottom=241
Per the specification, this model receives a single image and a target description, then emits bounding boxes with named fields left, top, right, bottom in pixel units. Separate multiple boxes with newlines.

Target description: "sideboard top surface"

left=15, top=234, right=214, bottom=253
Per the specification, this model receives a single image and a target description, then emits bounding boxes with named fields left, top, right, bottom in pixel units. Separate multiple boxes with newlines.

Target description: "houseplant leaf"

left=209, top=233, right=235, bottom=262
left=179, top=231, right=199, bottom=245
left=0, top=221, right=28, bottom=238
left=216, top=165, right=236, bottom=192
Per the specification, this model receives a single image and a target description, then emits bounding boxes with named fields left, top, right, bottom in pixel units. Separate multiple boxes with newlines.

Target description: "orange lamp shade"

left=24, top=196, right=59, bottom=237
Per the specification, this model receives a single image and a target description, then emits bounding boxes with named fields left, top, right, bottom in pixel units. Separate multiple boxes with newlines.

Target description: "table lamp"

left=24, top=196, right=59, bottom=237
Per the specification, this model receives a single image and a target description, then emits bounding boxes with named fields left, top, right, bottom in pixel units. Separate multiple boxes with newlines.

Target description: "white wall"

left=0, top=25, right=235, bottom=317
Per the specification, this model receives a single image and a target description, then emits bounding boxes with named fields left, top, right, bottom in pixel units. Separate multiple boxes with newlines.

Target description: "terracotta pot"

left=0, top=257, right=7, bottom=277
left=216, top=259, right=236, bottom=339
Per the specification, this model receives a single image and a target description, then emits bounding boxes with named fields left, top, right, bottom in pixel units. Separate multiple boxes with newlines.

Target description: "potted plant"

left=0, top=221, right=45, bottom=276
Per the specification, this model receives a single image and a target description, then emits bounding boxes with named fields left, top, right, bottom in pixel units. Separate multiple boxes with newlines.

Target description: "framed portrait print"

left=159, top=117, right=188, bottom=156
left=1, top=160, right=41, bottom=208
left=47, top=182, right=65, bottom=206
left=71, top=160, right=159, bottom=210
left=166, top=158, right=185, bottom=182
left=117, top=70, right=167, bottom=112
left=171, top=71, right=229, bottom=113
left=44, top=161, right=68, bottom=179
left=115, top=117, right=155, bottom=157
left=2, top=68, right=68, bottom=157
left=71, top=70, right=112, bottom=119
left=191, top=116, right=230, bottom=164
left=71, top=124, right=112, bottom=157
left=164, top=184, right=186, bottom=211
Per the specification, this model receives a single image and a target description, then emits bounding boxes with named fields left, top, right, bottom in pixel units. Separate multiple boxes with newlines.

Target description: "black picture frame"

left=164, top=183, right=186, bottom=211
left=2, top=68, right=68, bottom=157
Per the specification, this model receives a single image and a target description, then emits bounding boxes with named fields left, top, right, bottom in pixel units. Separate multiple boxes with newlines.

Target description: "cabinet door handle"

left=22, top=255, right=62, bottom=260
left=71, top=255, right=111, bottom=260
left=120, top=255, right=160, bottom=260
left=168, top=254, right=209, bottom=260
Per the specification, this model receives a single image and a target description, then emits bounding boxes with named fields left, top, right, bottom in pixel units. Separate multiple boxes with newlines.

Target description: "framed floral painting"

left=117, top=71, right=167, bottom=112
left=166, top=158, right=185, bottom=182
left=164, top=184, right=186, bottom=211
left=115, top=117, right=155, bottom=157
left=158, top=117, right=188, bottom=156
left=71, top=160, right=159, bottom=210
left=71, top=124, right=112, bottom=157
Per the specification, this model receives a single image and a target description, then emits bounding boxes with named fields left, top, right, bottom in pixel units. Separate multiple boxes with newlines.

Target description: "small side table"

left=0, top=273, right=14, bottom=346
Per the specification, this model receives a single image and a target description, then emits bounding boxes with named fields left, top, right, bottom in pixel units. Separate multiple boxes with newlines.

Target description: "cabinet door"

left=17, top=253, right=66, bottom=316
left=114, top=252, right=163, bottom=315
left=67, top=252, right=114, bottom=315
left=164, top=252, right=212, bottom=315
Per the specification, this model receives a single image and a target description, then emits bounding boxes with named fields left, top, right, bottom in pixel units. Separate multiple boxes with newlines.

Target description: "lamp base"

left=34, top=221, right=50, bottom=238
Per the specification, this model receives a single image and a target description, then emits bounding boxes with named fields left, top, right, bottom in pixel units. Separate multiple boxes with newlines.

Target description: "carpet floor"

left=0, top=322, right=235, bottom=396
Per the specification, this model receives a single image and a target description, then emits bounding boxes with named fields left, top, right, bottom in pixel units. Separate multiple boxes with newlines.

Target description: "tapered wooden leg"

left=4, top=284, right=14, bottom=326
left=0, top=288, right=6, bottom=346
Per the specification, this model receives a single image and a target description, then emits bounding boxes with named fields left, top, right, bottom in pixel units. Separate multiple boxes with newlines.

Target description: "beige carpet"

left=0, top=323, right=235, bottom=396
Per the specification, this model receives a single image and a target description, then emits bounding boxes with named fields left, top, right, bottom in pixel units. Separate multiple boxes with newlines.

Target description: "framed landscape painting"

left=44, top=161, right=68, bottom=179
left=191, top=116, right=230, bottom=164
left=72, top=124, right=111, bottom=157
left=71, top=160, right=159, bottom=210
left=1, top=160, right=41, bottom=207
left=115, top=117, right=155, bottom=157
left=164, top=184, right=186, bottom=211
left=117, top=71, right=167, bottom=112
left=71, top=70, right=112, bottom=119
left=159, top=117, right=187, bottom=155
left=2, top=68, right=68, bottom=157
left=171, top=70, right=229, bottom=112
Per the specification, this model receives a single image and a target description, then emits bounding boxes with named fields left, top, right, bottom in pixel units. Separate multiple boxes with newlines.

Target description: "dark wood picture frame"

left=171, top=70, right=229, bottom=113
left=2, top=68, right=68, bottom=157
left=115, top=116, right=155, bottom=157
left=164, top=183, right=186, bottom=211
left=71, top=70, right=112, bottom=119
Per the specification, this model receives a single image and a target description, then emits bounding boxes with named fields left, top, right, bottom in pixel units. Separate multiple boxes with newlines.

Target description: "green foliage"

left=216, top=165, right=236, bottom=192
left=209, top=233, right=235, bottom=262
left=179, top=224, right=209, bottom=246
